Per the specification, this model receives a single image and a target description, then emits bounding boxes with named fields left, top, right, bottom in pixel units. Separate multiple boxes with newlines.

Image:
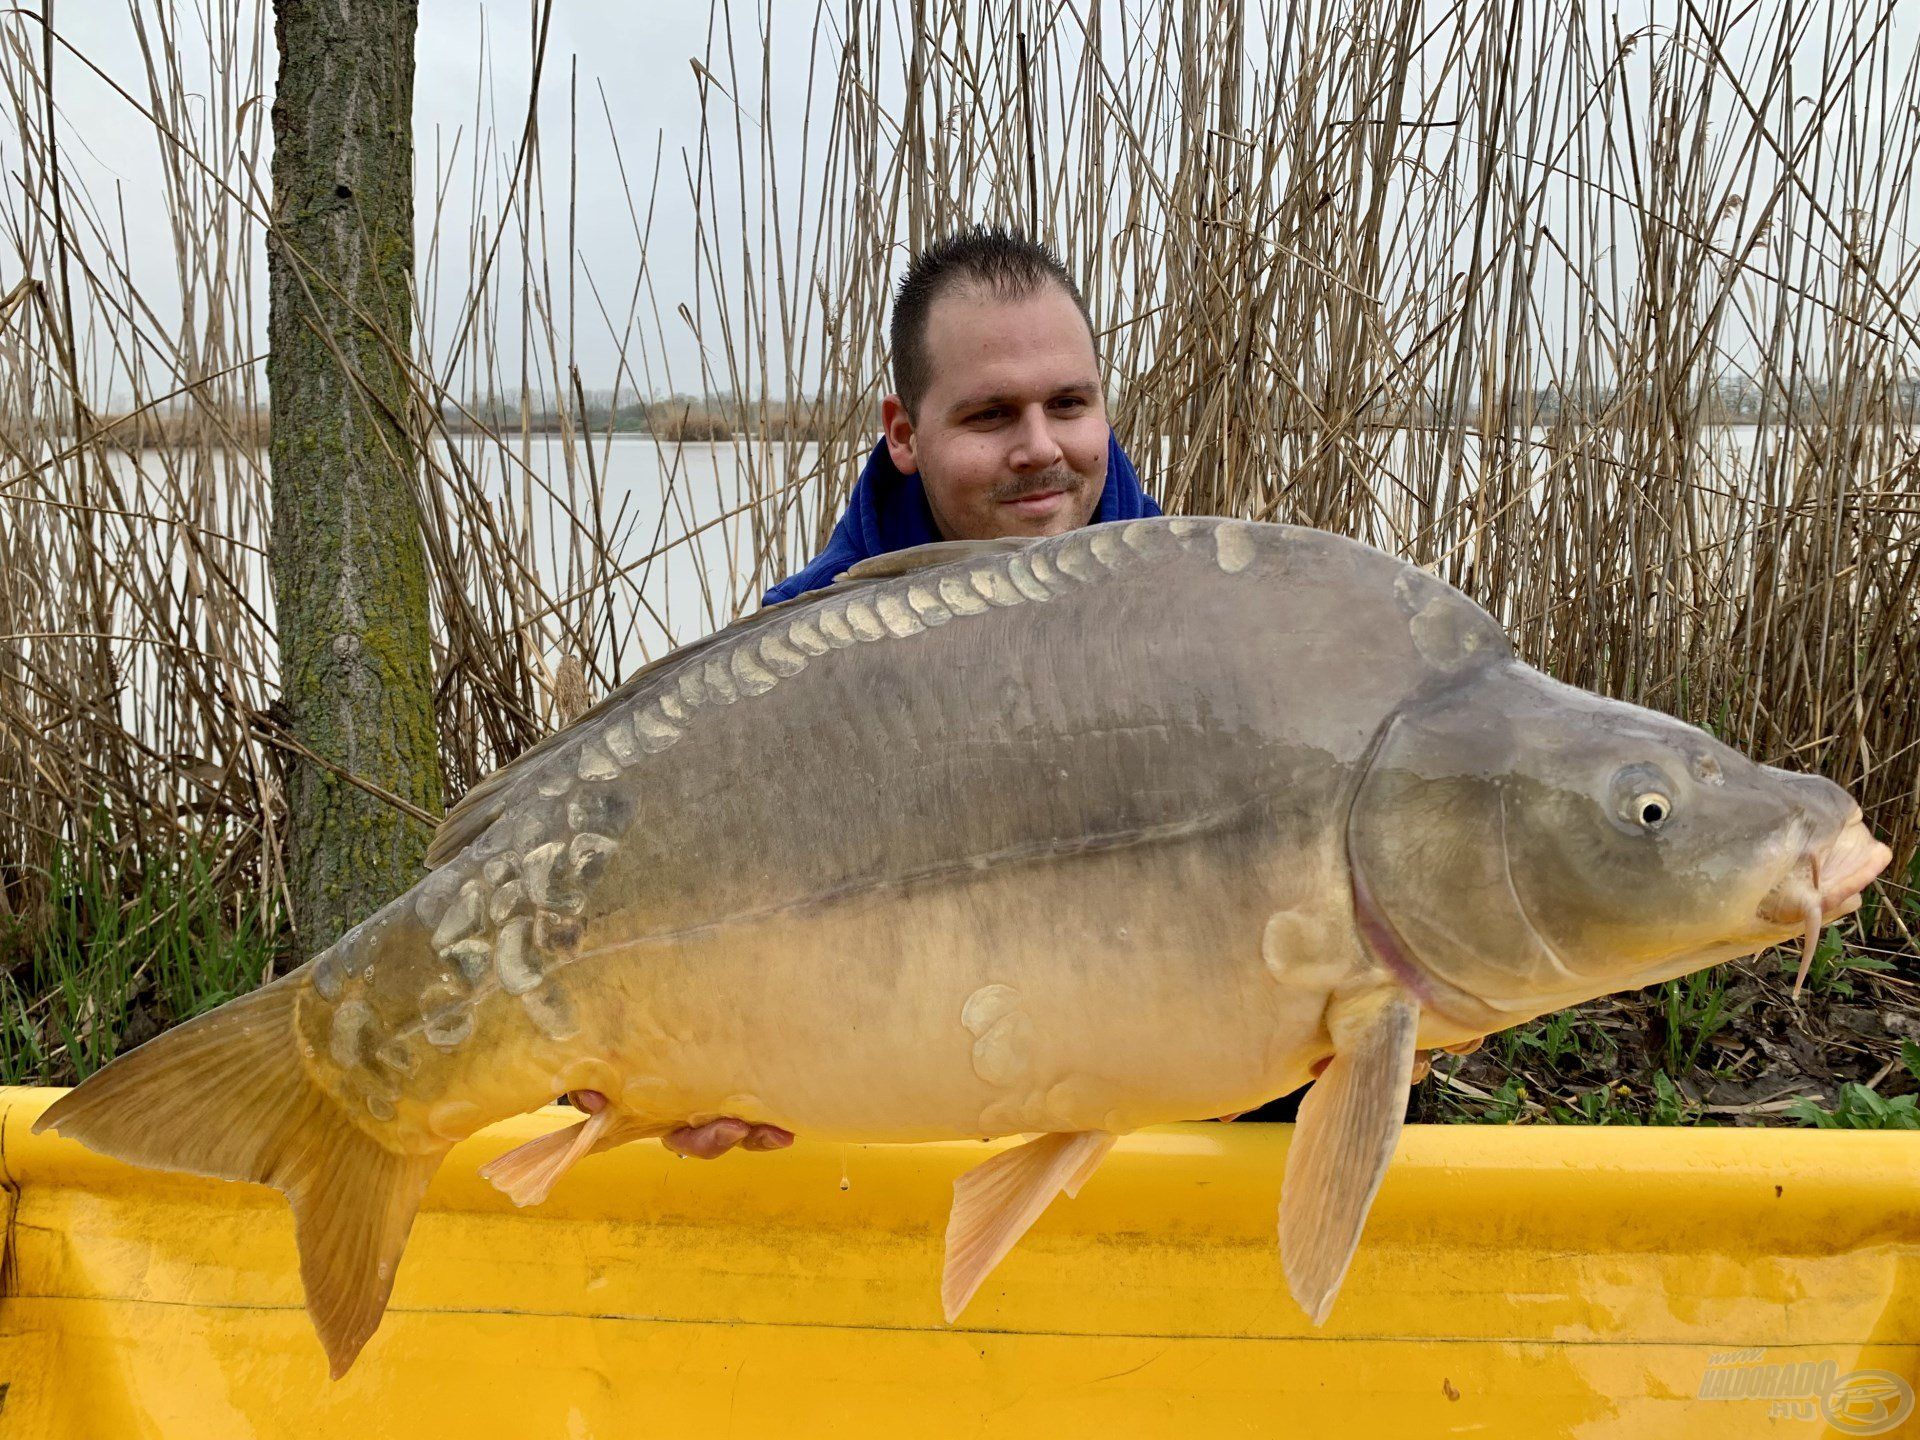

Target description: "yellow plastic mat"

left=0, top=1086, right=1914, bottom=1437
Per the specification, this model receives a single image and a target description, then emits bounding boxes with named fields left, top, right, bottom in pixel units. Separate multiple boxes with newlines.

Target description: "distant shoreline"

left=63, top=412, right=1907, bottom=451
left=66, top=407, right=842, bottom=446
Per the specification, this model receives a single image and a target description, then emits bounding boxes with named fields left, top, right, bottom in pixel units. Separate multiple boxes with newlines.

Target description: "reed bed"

left=0, top=0, right=1916, bottom=1099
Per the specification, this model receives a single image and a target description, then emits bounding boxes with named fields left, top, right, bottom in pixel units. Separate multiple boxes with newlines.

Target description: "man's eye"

left=1051, top=396, right=1086, bottom=411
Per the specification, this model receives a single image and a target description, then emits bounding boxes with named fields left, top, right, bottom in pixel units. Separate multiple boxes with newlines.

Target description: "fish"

left=33, top=517, right=1890, bottom=1376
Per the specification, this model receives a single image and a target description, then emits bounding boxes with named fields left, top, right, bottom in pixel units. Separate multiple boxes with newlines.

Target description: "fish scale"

left=277, top=521, right=1412, bottom=1154
left=281, top=520, right=1273, bottom=1141
left=33, top=515, right=1888, bottom=1379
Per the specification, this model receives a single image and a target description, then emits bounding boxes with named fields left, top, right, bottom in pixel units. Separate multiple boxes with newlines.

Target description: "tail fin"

left=32, top=976, right=445, bottom=1378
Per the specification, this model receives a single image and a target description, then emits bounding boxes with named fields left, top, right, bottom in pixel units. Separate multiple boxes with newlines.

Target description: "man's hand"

left=567, top=1089, right=795, bottom=1158
left=664, top=1117, right=798, bottom=1157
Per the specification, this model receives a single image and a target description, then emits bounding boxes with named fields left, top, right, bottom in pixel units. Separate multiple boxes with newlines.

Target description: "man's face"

left=881, top=282, right=1109, bottom=541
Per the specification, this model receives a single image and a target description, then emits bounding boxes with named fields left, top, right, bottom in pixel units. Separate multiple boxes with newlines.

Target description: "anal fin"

left=1279, top=987, right=1419, bottom=1325
left=1062, top=1133, right=1109, bottom=1198
left=942, top=1130, right=1115, bottom=1323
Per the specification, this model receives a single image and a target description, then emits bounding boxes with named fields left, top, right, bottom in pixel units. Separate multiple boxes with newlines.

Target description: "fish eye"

left=1609, top=763, right=1675, bottom=833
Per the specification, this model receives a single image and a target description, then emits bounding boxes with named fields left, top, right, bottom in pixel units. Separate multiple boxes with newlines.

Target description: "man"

left=581, top=228, right=1161, bottom=1160
left=763, top=225, right=1161, bottom=605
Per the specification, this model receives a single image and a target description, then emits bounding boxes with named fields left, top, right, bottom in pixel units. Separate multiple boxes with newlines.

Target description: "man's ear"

left=881, top=394, right=920, bottom=475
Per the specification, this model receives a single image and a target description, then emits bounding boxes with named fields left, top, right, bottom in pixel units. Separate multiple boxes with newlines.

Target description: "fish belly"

left=582, top=843, right=1352, bottom=1143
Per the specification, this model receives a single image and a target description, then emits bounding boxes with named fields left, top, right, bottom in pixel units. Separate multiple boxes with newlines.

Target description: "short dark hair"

left=889, top=225, right=1095, bottom=416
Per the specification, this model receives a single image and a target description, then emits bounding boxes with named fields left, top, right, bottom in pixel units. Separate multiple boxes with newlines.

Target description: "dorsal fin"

left=835, top=537, right=1037, bottom=583
left=425, top=548, right=1013, bottom=870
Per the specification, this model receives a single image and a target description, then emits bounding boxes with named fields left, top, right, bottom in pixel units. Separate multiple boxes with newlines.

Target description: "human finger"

left=663, top=1117, right=751, bottom=1158
left=739, top=1124, right=795, bottom=1151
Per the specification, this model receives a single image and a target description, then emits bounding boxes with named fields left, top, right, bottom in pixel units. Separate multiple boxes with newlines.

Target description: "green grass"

left=0, top=968, right=48, bottom=1081
left=1559, top=1072, right=1706, bottom=1126
left=1438, top=1068, right=1713, bottom=1127
left=1791, top=1042, right=1920, bottom=1130
left=1431, top=923, right=1917, bottom=1128
left=1788, top=1085, right=1920, bottom=1130
left=1493, top=1009, right=1617, bottom=1073
left=1660, top=968, right=1743, bottom=1074
left=0, top=822, right=283, bottom=1085
left=1779, top=924, right=1899, bottom=998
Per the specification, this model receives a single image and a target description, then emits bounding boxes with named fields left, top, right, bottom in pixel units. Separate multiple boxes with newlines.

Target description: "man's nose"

left=1005, top=405, right=1064, bottom=472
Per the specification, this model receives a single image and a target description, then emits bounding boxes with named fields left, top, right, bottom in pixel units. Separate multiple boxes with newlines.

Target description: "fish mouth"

left=1756, top=809, right=1891, bottom=997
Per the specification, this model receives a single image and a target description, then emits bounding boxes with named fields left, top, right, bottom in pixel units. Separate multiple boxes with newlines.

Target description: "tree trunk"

left=267, top=0, right=441, bottom=953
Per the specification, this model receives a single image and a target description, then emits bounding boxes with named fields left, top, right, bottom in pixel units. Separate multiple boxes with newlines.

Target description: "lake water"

left=45, top=422, right=1895, bottom=755
left=80, top=435, right=849, bottom=697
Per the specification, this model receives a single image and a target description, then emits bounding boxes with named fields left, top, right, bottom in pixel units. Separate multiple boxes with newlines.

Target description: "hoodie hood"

left=763, top=429, right=1161, bottom=606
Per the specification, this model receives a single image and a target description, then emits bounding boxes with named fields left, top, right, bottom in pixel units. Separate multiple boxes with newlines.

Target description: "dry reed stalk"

left=675, top=0, right=1920, bottom=927
left=0, top=0, right=1914, bottom=966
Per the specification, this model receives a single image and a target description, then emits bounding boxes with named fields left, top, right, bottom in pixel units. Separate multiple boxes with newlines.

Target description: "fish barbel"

left=35, top=517, right=1889, bottom=1375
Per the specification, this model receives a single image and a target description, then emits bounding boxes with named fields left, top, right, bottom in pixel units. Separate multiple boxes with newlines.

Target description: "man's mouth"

left=1003, top=490, right=1067, bottom=519
left=1756, top=809, right=1891, bottom=996
left=996, top=475, right=1081, bottom=520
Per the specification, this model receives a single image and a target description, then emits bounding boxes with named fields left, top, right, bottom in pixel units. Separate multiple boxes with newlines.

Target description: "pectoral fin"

left=479, top=1107, right=669, bottom=1207
left=942, top=1130, right=1115, bottom=1322
left=1279, top=988, right=1420, bottom=1325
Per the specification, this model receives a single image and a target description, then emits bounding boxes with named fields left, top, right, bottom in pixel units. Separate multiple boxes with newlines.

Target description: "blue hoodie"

left=762, top=429, right=1162, bottom=606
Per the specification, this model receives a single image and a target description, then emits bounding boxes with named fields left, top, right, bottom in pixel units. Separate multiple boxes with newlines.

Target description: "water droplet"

left=838, top=1146, right=850, bottom=1192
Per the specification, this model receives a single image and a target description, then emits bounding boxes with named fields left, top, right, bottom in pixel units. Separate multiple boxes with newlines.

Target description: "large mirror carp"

left=36, top=517, right=1889, bottom=1376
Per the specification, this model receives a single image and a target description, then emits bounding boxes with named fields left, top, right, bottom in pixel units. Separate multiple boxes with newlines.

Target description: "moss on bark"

left=267, top=0, right=442, bottom=953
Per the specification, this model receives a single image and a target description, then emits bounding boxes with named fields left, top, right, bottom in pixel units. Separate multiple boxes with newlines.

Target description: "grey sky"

left=45, top=3, right=768, bottom=399
left=31, top=2, right=1920, bottom=408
